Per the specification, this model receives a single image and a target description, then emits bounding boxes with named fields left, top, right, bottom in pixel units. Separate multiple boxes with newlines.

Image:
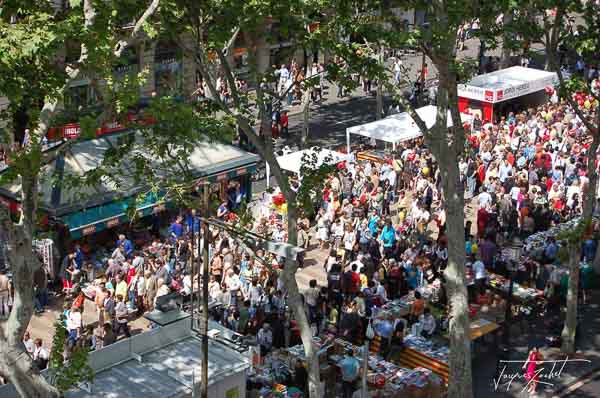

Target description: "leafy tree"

left=541, top=0, right=600, bottom=354
left=0, top=1, right=162, bottom=396
left=151, top=2, right=335, bottom=396
left=316, top=1, right=500, bottom=396
left=500, top=0, right=582, bottom=71
left=47, top=317, right=94, bottom=396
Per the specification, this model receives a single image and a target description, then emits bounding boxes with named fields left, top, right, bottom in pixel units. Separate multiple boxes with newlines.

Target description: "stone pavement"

left=471, top=291, right=600, bottom=397
left=11, top=292, right=152, bottom=352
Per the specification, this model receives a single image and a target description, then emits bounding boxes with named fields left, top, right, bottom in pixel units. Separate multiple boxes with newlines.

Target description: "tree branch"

left=114, top=0, right=161, bottom=57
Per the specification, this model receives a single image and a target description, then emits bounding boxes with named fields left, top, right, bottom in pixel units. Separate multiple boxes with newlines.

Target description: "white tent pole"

left=346, top=129, right=351, bottom=155
left=266, top=162, right=270, bottom=188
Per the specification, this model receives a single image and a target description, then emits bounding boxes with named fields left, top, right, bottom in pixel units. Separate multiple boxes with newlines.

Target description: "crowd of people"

left=13, top=89, right=598, bottom=393
left=3, top=48, right=598, bottom=396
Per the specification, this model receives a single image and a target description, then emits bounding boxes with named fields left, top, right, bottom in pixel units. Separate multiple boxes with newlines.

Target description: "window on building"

left=115, top=46, right=139, bottom=76
left=154, top=39, right=183, bottom=97
left=65, top=84, right=97, bottom=111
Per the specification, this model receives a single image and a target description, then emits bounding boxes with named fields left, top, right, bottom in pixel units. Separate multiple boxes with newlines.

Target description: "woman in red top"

left=477, top=161, right=486, bottom=188
left=476, top=207, right=488, bottom=238
left=543, top=152, right=553, bottom=171
left=280, top=111, right=289, bottom=137
left=523, top=346, right=543, bottom=395
left=506, top=151, right=515, bottom=166
left=126, top=265, right=136, bottom=285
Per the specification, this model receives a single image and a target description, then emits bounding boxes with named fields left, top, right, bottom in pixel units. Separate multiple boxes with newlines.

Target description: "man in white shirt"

left=509, top=185, right=521, bottom=203
left=246, top=279, right=264, bottom=308
left=498, top=159, right=513, bottom=183
left=32, top=338, right=49, bottom=369
left=279, top=64, right=290, bottom=91
left=258, top=323, right=273, bottom=356
left=472, top=257, right=487, bottom=295
left=393, top=58, right=402, bottom=84
left=67, top=305, right=82, bottom=342
left=225, top=269, right=242, bottom=305
left=23, top=331, right=34, bottom=355
left=478, top=187, right=492, bottom=209
left=375, top=281, right=388, bottom=303
left=272, top=224, right=286, bottom=242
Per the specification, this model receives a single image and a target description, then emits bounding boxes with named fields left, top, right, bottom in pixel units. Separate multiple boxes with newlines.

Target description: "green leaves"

left=48, top=317, right=94, bottom=395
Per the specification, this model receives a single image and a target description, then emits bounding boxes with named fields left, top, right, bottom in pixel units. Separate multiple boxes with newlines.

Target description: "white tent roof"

left=346, top=105, right=470, bottom=144
left=276, top=148, right=348, bottom=175
left=458, top=66, right=557, bottom=103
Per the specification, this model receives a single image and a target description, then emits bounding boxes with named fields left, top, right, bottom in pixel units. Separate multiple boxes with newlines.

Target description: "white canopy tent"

left=457, top=66, right=557, bottom=103
left=346, top=105, right=472, bottom=154
left=266, top=147, right=349, bottom=188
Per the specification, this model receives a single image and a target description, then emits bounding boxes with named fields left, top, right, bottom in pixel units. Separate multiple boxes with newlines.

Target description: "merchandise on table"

left=286, top=334, right=444, bottom=397
left=524, top=218, right=580, bottom=254
left=403, top=335, right=449, bottom=363
left=487, top=273, right=543, bottom=301
left=375, top=280, right=442, bottom=320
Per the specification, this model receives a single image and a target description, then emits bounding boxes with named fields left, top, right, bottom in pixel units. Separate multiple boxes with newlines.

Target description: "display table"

left=469, top=318, right=500, bottom=341
left=398, top=347, right=449, bottom=385
left=374, top=281, right=443, bottom=321
left=486, top=272, right=544, bottom=302
left=285, top=335, right=445, bottom=397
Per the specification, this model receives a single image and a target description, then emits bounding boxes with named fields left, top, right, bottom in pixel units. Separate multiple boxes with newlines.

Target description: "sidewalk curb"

left=552, top=366, right=600, bottom=397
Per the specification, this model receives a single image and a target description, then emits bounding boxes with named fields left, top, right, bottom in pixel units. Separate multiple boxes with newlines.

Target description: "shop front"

left=0, top=131, right=259, bottom=253
left=457, top=66, right=557, bottom=123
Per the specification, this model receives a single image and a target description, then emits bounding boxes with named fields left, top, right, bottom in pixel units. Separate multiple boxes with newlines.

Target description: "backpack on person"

left=389, top=265, right=402, bottom=279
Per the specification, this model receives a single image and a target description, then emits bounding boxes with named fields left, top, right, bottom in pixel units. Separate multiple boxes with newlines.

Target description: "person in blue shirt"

left=374, top=315, right=394, bottom=356
left=507, top=112, right=516, bottom=125
left=368, top=211, right=379, bottom=236
left=74, top=244, right=84, bottom=270
left=516, top=154, right=527, bottom=169
left=543, top=237, right=558, bottom=263
left=185, top=209, right=200, bottom=235
left=339, top=349, right=360, bottom=398
left=379, top=219, right=396, bottom=258
left=217, top=201, right=229, bottom=219
left=523, top=145, right=535, bottom=161
left=404, top=260, right=418, bottom=290
left=582, top=238, right=596, bottom=263
left=168, top=216, right=184, bottom=241
left=116, top=234, right=133, bottom=258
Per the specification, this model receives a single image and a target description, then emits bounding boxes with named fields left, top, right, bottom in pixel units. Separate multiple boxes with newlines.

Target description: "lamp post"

left=361, top=334, right=370, bottom=398
left=200, top=182, right=210, bottom=398
left=502, top=237, right=522, bottom=346
left=191, top=211, right=305, bottom=397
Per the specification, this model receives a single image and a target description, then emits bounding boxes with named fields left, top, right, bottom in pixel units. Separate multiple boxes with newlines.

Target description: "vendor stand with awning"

left=265, top=147, right=348, bottom=188
left=457, top=66, right=557, bottom=122
left=345, top=105, right=473, bottom=160
left=0, top=131, right=259, bottom=243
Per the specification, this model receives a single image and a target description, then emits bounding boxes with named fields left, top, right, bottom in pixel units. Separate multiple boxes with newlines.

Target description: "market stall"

left=345, top=105, right=473, bottom=160
left=271, top=335, right=445, bottom=398
left=0, top=131, right=260, bottom=248
left=265, top=147, right=348, bottom=188
left=458, top=66, right=557, bottom=122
